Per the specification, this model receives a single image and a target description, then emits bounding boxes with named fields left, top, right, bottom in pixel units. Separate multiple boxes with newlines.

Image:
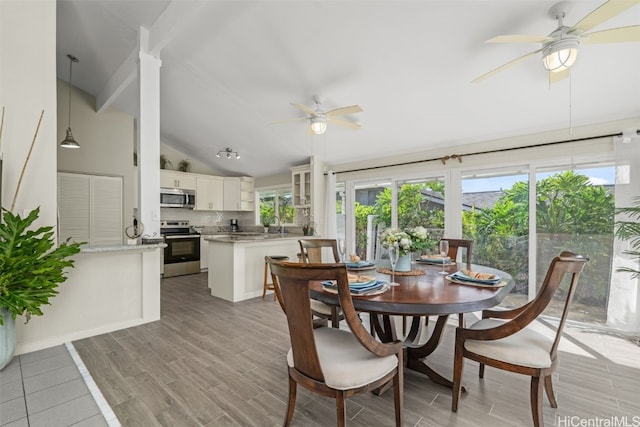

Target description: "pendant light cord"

left=66, top=54, right=78, bottom=130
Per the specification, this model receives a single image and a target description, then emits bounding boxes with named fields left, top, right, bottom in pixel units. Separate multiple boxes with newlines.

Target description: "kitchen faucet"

left=274, top=216, right=285, bottom=236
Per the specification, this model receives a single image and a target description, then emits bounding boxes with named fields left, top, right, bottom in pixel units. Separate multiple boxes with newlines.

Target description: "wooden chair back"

left=298, top=239, right=340, bottom=263
left=440, top=238, right=473, bottom=268
left=267, top=260, right=396, bottom=381
left=480, top=251, right=588, bottom=355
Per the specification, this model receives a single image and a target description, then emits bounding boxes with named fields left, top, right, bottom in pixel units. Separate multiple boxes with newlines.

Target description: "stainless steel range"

left=160, top=220, right=201, bottom=277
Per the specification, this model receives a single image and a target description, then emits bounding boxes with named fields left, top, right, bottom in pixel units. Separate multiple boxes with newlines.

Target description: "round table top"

left=309, top=262, right=514, bottom=316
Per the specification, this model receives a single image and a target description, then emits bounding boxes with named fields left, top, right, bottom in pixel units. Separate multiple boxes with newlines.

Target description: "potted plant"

left=615, top=196, right=640, bottom=278
left=262, top=217, right=271, bottom=233
left=0, top=110, right=83, bottom=370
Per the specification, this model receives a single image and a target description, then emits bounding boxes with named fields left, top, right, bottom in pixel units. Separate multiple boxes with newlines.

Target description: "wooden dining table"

left=308, top=261, right=514, bottom=390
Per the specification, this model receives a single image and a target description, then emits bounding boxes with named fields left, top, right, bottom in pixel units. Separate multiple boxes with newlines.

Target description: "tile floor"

left=0, top=343, right=115, bottom=427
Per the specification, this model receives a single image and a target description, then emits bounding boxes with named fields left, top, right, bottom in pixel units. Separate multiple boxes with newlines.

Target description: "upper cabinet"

left=160, top=170, right=253, bottom=212
left=223, top=177, right=254, bottom=211
left=291, top=165, right=311, bottom=208
left=195, top=175, right=223, bottom=211
left=160, top=170, right=196, bottom=190
left=239, top=177, right=255, bottom=211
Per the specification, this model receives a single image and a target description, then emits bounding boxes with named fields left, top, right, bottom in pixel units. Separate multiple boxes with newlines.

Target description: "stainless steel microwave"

left=160, top=188, right=195, bottom=208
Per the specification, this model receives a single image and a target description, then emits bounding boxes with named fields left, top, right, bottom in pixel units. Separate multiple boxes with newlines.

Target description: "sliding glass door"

left=462, top=169, right=530, bottom=306
left=535, top=164, right=615, bottom=324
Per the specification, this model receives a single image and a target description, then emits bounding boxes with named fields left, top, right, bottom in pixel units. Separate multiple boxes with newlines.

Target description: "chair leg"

left=262, top=261, right=268, bottom=298
left=451, top=341, right=464, bottom=412
left=458, top=313, right=465, bottom=328
left=284, top=375, right=297, bottom=426
left=530, top=376, right=544, bottom=427
left=393, top=355, right=404, bottom=426
left=336, top=390, right=346, bottom=427
left=331, top=307, right=339, bottom=328
left=544, top=374, right=558, bottom=408
left=479, top=363, right=485, bottom=378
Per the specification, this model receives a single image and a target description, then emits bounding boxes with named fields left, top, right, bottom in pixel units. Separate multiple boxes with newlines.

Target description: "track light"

left=216, top=148, right=240, bottom=159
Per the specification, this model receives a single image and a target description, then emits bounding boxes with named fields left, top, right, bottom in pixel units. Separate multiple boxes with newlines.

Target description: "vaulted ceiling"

left=57, top=1, right=640, bottom=178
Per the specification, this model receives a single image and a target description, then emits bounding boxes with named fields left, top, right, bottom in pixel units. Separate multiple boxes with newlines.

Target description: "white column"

left=137, top=27, right=162, bottom=237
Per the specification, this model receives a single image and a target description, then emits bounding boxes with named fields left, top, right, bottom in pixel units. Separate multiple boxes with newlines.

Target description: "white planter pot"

left=0, top=307, right=16, bottom=371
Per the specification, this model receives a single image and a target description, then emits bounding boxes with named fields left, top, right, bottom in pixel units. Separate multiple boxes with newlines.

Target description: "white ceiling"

left=56, top=1, right=640, bottom=178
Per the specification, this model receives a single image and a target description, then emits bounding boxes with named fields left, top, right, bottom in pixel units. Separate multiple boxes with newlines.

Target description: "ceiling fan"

left=472, top=0, right=640, bottom=83
left=273, top=97, right=363, bottom=135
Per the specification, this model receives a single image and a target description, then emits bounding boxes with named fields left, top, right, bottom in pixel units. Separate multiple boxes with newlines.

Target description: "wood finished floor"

left=73, top=273, right=640, bottom=426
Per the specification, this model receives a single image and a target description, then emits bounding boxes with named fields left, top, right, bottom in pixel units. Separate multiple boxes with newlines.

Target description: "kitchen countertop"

left=80, top=243, right=166, bottom=253
left=204, top=233, right=311, bottom=243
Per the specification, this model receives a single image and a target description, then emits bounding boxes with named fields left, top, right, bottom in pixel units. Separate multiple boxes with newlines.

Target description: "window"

left=256, top=187, right=296, bottom=225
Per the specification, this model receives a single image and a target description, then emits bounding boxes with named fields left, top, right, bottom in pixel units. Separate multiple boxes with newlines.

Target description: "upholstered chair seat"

left=287, top=327, right=398, bottom=390
left=465, top=319, right=553, bottom=368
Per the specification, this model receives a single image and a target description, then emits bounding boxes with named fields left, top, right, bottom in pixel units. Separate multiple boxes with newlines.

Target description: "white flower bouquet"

left=379, top=228, right=412, bottom=256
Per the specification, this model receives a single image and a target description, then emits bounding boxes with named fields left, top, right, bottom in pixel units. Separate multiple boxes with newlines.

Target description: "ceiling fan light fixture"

left=216, top=147, right=240, bottom=159
left=310, top=116, right=327, bottom=134
left=542, top=38, right=580, bottom=72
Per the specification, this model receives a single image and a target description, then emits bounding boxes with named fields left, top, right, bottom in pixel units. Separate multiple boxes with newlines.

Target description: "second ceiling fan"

left=274, top=97, right=363, bottom=135
left=473, top=0, right=640, bottom=83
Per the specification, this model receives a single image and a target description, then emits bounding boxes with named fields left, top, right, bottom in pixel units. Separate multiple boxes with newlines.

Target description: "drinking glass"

left=388, top=242, right=400, bottom=286
left=337, top=238, right=346, bottom=263
left=438, top=240, right=449, bottom=275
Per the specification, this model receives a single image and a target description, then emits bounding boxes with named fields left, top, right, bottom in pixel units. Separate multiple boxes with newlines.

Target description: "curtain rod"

left=326, top=129, right=638, bottom=176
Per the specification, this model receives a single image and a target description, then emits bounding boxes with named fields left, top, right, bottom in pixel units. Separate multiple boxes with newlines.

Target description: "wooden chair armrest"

left=337, top=287, right=403, bottom=357
left=482, top=300, right=532, bottom=320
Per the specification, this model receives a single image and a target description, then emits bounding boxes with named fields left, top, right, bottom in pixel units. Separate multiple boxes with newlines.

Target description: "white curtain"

left=324, top=171, right=337, bottom=239
left=607, top=135, right=640, bottom=333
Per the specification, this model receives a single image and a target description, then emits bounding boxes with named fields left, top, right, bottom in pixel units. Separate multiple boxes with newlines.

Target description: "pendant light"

left=60, top=54, right=80, bottom=148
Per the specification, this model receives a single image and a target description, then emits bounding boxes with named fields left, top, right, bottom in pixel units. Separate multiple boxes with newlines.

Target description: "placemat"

left=376, top=268, right=425, bottom=276
left=445, top=275, right=508, bottom=288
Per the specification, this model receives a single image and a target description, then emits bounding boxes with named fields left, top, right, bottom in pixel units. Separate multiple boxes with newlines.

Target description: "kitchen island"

left=205, top=233, right=310, bottom=302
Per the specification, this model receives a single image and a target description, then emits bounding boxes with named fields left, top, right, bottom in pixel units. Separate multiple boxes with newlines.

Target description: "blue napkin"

left=346, top=261, right=374, bottom=268
left=450, top=270, right=501, bottom=284
left=322, top=279, right=385, bottom=294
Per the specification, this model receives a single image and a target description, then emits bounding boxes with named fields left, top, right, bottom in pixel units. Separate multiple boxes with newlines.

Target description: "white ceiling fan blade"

left=327, top=117, right=361, bottom=130
left=326, top=105, right=363, bottom=117
left=549, top=68, right=570, bottom=84
left=486, top=35, right=553, bottom=44
left=570, top=0, right=640, bottom=35
left=472, top=49, right=542, bottom=83
left=270, top=117, right=308, bottom=125
left=291, top=102, right=316, bottom=115
left=582, top=25, right=640, bottom=43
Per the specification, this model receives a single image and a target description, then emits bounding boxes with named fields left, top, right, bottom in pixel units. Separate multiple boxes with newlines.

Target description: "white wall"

left=57, top=79, right=137, bottom=240
left=0, top=0, right=57, bottom=229
left=160, top=141, right=222, bottom=175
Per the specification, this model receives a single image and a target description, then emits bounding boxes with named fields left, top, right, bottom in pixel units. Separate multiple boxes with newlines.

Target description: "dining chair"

left=451, top=251, right=588, bottom=427
left=268, top=260, right=404, bottom=427
left=298, top=239, right=344, bottom=328
left=439, top=238, right=473, bottom=327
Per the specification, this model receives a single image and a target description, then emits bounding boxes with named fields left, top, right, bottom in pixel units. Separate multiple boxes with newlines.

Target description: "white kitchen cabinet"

left=195, top=175, right=223, bottom=211
left=239, top=177, right=255, bottom=211
left=291, top=165, right=311, bottom=208
left=160, top=170, right=196, bottom=190
left=223, top=176, right=254, bottom=211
